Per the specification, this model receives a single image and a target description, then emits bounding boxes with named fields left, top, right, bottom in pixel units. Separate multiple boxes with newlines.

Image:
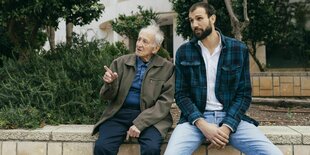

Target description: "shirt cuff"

left=192, top=117, right=204, bottom=126
left=223, top=123, right=234, bottom=132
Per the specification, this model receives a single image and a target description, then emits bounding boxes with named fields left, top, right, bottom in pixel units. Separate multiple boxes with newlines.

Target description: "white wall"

left=44, top=0, right=186, bottom=56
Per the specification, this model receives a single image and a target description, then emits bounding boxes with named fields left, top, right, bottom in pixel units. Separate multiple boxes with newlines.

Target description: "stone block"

left=252, top=77, right=259, bottom=87
left=118, top=144, right=140, bottom=155
left=259, top=126, right=301, bottom=144
left=252, top=86, right=260, bottom=96
left=0, top=126, right=58, bottom=141
left=17, top=142, right=46, bottom=155
left=259, top=77, right=273, bottom=90
left=2, top=141, right=16, bottom=155
left=48, top=142, right=62, bottom=155
left=63, top=142, right=93, bottom=155
left=289, top=126, right=310, bottom=144
left=274, top=86, right=280, bottom=96
left=280, top=77, right=293, bottom=83
left=280, top=83, right=294, bottom=96
left=193, top=145, right=206, bottom=155
left=294, top=86, right=301, bottom=96
left=294, top=145, right=310, bottom=155
left=277, top=145, right=292, bottom=155
left=301, top=77, right=310, bottom=89
left=208, top=146, right=240, bottom=155
left=259, top=90, right=273, bottom=96
left=0, top=142, right=1, bottom=155
left=301, top=89, right=310, bottom=96
left=294, top=77, right=301, bottom=86
left=52, top=125, right=96, bottom=142
left=273, top=77, right=280, bottom=86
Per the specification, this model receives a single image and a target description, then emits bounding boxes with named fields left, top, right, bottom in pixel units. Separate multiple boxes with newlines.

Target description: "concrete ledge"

left=0, top=125, right=309, bottom=155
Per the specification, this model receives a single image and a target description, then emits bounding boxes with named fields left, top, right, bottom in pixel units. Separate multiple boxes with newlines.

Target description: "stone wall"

left=251, top=72, right=310, bottom=97
left=0, top=125, right=309, bottom=155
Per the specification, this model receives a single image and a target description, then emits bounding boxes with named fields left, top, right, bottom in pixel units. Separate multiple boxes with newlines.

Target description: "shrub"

left=0, top=35, right=129, bottom=129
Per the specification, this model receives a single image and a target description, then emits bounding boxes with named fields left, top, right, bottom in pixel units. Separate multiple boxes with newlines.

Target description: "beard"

left=193, top=25, right=212, bottom=40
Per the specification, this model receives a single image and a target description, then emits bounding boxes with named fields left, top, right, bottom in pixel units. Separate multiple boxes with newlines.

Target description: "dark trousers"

left=94, top=108, right=163, bottom=155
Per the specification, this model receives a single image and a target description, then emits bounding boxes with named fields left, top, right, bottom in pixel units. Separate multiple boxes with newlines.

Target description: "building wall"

left=44, top=0, right=185, bottom=57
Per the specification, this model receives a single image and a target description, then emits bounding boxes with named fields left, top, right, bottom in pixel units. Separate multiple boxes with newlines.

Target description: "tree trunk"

left=66, top=21, right=73, bottom=47
left=249, top=41, right=265, bottom=72
left=129, top=39, right=136, bottom=53
left=47, top=26, right=56, bottom=50
left=224, top=0, right=249, bottom=41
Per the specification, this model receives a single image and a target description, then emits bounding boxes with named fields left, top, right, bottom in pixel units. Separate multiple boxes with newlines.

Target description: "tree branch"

left=241, top=0, right=250, bottom=31
left=224, top=0, right=239, bottom=24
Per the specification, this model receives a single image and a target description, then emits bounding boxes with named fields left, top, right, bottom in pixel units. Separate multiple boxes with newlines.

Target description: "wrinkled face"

left=189, top=7, right=215, bottom=40
left=135, top=31, right=159, bottom=61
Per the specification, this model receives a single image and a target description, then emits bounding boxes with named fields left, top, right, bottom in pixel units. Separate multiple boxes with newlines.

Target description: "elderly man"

left=92, top=23, right=175, bottom=155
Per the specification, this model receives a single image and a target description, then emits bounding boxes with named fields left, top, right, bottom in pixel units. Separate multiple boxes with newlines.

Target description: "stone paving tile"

left=294, top=145, right=310, bottom=155
left=63, top=142, right=93, bottom=155
left=289, top=126, right=310, bottom=144
left=17, top=142, right=46, bottom=155
left=48, top=142, right=62, bottom=155
left=277, top=145, right=293, bottom=155
left=208, top=146, right=240, bottom=155
left=2, top=141, right=16, bottom=155
left=0, top=126, right=59, bottom=141
left=259, top=126, right=302, bottom=144
left=52, top=125, right=96, bottom=142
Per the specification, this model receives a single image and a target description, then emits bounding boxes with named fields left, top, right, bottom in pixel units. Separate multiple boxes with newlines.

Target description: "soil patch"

left=246, top=103, right=310, bottom=126
left=170, top=102, right=310, bottom=127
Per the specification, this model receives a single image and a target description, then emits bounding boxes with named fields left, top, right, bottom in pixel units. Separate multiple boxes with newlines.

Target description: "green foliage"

left=169, top=0, right=233, bottom=39
left=169, top=0, right=201, bottom=39
left=0, top=34, right=129, bottom=129
left=111, top=6, right=171, bottom=59
left=170, top=0, right=309, bottom=68
left=157, top=47, right=172, bottom=60
left=0, top=0, right=104, bottom=61
left=111, top=6, right=159, bottom=40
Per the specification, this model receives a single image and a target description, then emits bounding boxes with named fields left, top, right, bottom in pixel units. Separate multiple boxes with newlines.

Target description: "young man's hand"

left=195, top=119, right=229, bottom=149
left=207, top=125, right=231, bottom=150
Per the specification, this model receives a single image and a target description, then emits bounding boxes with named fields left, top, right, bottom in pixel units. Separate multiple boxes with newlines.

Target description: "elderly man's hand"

left=126, top=125, right=141, bottom=140
left=102, top=65, right=118, bottom=83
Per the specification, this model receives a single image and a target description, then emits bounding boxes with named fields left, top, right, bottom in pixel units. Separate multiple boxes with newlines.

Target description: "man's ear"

left=210, top=14, right=216, bottom=24
left=152, top=46, right=160, bottom=54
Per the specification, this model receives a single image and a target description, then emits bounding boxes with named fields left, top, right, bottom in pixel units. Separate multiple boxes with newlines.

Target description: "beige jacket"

left=92, top=54, right=175, bottom=138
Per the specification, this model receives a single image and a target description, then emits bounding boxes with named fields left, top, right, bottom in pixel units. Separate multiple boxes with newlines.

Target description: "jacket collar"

left=125, top=54, right=164, bottom=67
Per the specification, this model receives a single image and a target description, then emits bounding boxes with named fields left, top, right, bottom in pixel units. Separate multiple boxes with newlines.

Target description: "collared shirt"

left=198, top=31, right=223, bottom=111
left=123, top=56, right=148, bottom=109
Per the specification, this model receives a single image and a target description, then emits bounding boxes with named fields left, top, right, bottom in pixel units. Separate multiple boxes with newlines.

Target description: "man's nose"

left=192, top=20, right=199, bottom=28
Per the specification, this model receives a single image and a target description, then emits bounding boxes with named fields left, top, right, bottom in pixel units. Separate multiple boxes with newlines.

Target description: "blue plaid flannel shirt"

left=175, top=30, right=258, bottom=132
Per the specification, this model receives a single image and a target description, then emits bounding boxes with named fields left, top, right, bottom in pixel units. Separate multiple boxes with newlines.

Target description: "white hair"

left=139, top=22, right=164, bottom=47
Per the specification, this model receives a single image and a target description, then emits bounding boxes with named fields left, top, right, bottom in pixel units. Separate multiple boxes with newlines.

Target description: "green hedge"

left=0, top=35, right=129, bottom=129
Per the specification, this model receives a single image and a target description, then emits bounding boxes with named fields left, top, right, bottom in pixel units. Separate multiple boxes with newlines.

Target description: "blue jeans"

left=164, top=111, right=283, bottom=155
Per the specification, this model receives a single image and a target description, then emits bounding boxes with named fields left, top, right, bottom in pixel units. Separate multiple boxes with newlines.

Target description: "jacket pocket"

left=145, top=78, right=165, bottom=105
left=180, top=61, right=201, bottom=87
left=220, top=65, right=241, bottom=91
left=221, top=65, right=241, bottom=74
